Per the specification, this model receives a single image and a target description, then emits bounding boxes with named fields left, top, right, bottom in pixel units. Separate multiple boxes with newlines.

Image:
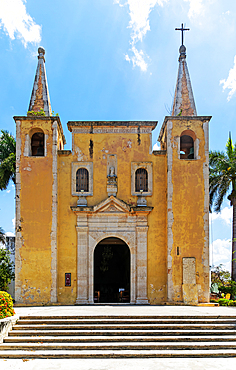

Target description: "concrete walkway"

left=12, top=304, right=236, bottom=317
left=0, top=305, right=236, bottom=369
left=0, top=357, right=236, bottom=370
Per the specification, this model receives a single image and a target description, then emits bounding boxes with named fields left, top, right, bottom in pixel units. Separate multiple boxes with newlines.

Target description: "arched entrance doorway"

left=94, top=237, right=130, bottom=303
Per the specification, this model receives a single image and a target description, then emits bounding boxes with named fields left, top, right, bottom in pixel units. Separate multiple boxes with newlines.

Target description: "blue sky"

left=0, top=0, right=236, bottom=271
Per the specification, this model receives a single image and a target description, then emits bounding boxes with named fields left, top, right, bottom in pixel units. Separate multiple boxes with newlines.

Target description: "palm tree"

left=0, top=227, right=5, bottom=245
left=0, top=130, right=16, bottom=190
left=209, top=134, right=236, bottom=281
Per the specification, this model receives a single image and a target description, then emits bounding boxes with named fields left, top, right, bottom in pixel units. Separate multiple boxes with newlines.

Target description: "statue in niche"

left=108, top=166, right=117, bottom=178
left=107, top=165, right=117, bottom=197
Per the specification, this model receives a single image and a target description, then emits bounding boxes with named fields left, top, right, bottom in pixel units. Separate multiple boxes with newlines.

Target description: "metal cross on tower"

left=175, top=23, right=190, bottom=46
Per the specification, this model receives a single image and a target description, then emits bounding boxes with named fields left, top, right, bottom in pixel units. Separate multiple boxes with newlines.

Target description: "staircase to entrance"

left=1, top=314, right=236, bottom=358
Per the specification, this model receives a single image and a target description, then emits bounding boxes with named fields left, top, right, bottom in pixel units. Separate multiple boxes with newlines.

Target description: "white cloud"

left=220, top=55, right=236, bottom=101
left=184, top=0, right=204, bottom=19
left=5, top=231, right=15, bottom=237
left=210, top=206, right=232, bottom=226
left=6, top=189, right=10, bottom=193
left=12, top=217, right=15, bottom=229
left=115, top=0, right=167, bottom=71
left=210, top=238, right=231, bottom=272
left=125, top=45, right=148, bottom=71
left=115, top=0, right=210, bottom=69
left=153, top=143, right=160, bottom=150
left=0, top=0, right=41, bottom=47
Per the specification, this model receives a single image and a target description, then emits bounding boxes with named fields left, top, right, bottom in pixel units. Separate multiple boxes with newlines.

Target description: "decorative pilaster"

left=50, top=121, right=58, bottom=303
left=136, top=224, right=149, bottom=304
left=166, top=120, right=174, bottom=302
left=15, top=120, right=23, bottom=303
left=75, top=214, right=89, bottom=304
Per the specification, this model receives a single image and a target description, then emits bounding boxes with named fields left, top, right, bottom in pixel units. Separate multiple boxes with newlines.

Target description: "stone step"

left=8, top=329, right=236, bottom=336
left=1, top=341, right=236, bottom=351
left=16, top=318, right=236, bottom=325
left=3, top=314, right=236, bottom=358
left=18, top=315, right=236, bottom=320
left=5, top=335, right=236, bottom=343
left=12, top=323, right=236, bottom=330
left=1, top=349, right=236, bottom=358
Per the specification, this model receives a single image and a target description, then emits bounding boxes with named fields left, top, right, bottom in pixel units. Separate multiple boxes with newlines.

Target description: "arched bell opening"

left=93, top=237, right=130, bottom=303
left=180, top=130, right=196, bottom=159
left=31, top=130, right=45, bottom=156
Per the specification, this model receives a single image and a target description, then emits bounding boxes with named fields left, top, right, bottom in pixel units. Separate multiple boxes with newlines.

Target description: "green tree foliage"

left=0, top=248, right=15, bottom=291
left=0, top=130, right=16, bottom=190
left=211, top=264, right=231, bottom=285
left=0, top=227, right=5, bottom=245
left=220, top=282, right=236, bottom=298
left=209, top=134, right=236, bottom=280
left=211, top=265, right=236, bottom=298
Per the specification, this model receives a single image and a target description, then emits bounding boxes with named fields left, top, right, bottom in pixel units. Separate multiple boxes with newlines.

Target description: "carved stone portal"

left=71, top=196, right=152, bottom=304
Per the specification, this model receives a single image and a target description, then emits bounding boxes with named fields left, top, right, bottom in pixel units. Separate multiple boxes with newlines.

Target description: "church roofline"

left=158, top=115, right=212, bottom=142
left=67, top=121, right=157, bottom=132
left=13, top=115, right=66, bottom=145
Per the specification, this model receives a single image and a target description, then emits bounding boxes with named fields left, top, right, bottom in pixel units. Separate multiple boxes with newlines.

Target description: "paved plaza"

left=12, top=304, right=236, bottom=317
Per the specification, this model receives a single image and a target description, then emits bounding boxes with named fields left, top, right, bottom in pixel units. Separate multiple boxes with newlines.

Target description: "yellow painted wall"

left=57, top=130, right=167, bottom=304
left=167, top=118, right=209, bottom=302
left=18, top=118, right=54, bottom=304
left=17, top=117, right=208, bottom=305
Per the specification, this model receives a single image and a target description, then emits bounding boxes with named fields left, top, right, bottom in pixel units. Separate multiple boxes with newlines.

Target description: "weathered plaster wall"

left=57, top=130, right=167, bottom=304
left=16, top=118, right=54, bottom=304
left=147, top=154, right=167, bottom=304
left=16, top=117, right=209, bottom=305
left=167, top=118, right=209, bottom=303
left=57, top=152, right=77, bottom=304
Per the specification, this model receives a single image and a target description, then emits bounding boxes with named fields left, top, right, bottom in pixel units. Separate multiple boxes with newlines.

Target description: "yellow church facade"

left=14, top=44, right=211, bottom=305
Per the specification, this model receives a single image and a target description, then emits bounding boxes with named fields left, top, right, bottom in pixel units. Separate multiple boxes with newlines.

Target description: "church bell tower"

left=14, top=47, right=65, bottom=304
left=159, top=25, right=211, bottom=304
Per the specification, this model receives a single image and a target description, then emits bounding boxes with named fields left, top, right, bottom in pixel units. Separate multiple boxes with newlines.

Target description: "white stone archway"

left=71, top=196, right=152, bottom=304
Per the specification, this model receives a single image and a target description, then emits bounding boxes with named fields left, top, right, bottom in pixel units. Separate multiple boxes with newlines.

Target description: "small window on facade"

left=76, top=168, right=89, bottom=192
left=31, top=132, right=44, bottom=156
left=135, top=168, right=148, bottom=192
left=180, top=135, right=194, bottom=159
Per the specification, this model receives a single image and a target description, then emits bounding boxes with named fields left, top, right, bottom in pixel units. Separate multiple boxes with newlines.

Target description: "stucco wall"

left=57, top=129, right=167, bottom=304
left=165, top=117, right=210, bottom=303
left=15, top=117, right=209, bottom=305
left=15, top=118, right=54, bottom=304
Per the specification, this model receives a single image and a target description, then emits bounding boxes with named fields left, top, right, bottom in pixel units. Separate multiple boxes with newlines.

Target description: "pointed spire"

left=28, top=47, right=52, bottom=116
left=171, top=44, right=197, bottom=116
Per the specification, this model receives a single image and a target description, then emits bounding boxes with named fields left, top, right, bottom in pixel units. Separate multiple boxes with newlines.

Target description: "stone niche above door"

left=71, top=196, right=153, bottom=304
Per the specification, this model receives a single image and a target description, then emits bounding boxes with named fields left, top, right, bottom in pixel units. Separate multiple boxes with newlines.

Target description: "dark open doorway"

left=94, top=237, right=130, bottom=303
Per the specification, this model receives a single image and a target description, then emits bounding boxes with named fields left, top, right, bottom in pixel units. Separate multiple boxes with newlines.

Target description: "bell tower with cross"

left=172, top=23, right=196, bottom=116
left=175, top=23, right=189, bottom=47
left=13, top=47, right=66, bottom=304
left=158, top=24, right=211, bottom=305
